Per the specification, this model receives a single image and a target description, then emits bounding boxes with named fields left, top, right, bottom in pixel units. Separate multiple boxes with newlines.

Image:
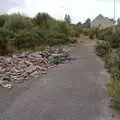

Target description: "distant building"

left=91, top=14, right=115, bottom=29
left=117, top=18, right=120, bottom=25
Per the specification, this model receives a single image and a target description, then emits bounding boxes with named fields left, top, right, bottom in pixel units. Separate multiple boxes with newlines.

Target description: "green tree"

left=33, top=12, right=55, bottom=29
left=83, top=18, right=91, bottom=29
left=64, top=14, right=71, bottom=24
left=4, top=14, right=33, bottom=32
left=0, top=15, right=8, bottom=27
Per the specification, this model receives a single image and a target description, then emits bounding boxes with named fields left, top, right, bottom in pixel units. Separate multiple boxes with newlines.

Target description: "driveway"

left=0, top=43, right=117, bottom=120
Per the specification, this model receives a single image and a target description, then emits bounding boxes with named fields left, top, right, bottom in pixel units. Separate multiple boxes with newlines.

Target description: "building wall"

left=91, top=15, right=114, bottom=29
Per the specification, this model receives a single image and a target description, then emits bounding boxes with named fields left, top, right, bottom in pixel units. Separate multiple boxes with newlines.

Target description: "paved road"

left=0, top=43, right=114, bottom=120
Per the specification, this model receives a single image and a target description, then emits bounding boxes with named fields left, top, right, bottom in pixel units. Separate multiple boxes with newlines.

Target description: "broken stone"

left=0, top=47, right=73, bottom=88
left=0, top=80, right=12, bottom=89
left=2, top=84, right=12, bottom=89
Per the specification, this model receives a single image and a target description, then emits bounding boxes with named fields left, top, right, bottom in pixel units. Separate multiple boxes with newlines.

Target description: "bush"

left=0, top=28, right=14, bottom=55
left=4, top=14, right=33, bottom=32
left=0, top=37, right=8, bottom=55
left=83, top=29, right=90, bottom=36
left=96, top=25, right=120, bottom=110
left=0, top=15, right=8, bottom=27
left=108, top=79, right=120, bottom=109
left=0, top=13, right=78, bottom=55
left=70, top=24, right=82, bottom=37
left=105, top=51, right=120, bottom=79
left=97, top=27, right=113, bottom=40
left=0, top=27, right=14, bottom=38
left=109, top=32, right=120, bottom=48
left=14, top=29, right=42, bottom=50
left=89, top=30, right=94, bottom=39
left=95, top=41, right=111, bottom=58
left=33, top=12, right=55, bottom=29
left=73, top=28, right=81, bottom=37
left=46, top=31, right=70, bottom=46
left=58, top=21, right=71, bottom=36
left=88, top=28, right=100, bottom=39
left=105, top=52, right=120, bottom=69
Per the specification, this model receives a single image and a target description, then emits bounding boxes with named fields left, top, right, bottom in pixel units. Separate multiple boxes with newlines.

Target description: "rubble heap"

left=0, top=47, right=73, bottom=88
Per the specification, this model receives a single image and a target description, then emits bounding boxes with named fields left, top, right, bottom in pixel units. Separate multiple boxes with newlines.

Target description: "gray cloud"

left=0, top=0, right=24, bottom=13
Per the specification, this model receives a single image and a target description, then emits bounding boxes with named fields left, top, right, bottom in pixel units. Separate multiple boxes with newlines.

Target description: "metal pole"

left=114, top=0, right=115, bottom=21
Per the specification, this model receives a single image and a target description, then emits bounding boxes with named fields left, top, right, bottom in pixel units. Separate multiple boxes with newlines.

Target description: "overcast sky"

left=0, top=0, right=120, bottom=23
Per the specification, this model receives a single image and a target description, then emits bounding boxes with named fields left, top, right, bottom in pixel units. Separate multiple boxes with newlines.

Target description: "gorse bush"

left=0, top=27, right=15, bottom=55
left=97, top=27, right=120, bottom=48
left=89, top=28, right=100, bottom=39
left=97, top=27, right=113, bottom=40
left=33, top=12, right=56, bottom=29
left=108, top=79, right=120, bottom=109
left=109, top=32, right=120, bottom=48
left=83, top=28, right=91, bottom=36
left=95, top=41, right=111, bottom=58
left=96, top=25, right=120, bottom=110
left=4, top=14, right=33, bottom=32
left=105, top=52, right=120, bottom=75
left=71, top=24, right=82, bottom=37
left=0, top=15, right=8, bottom=27
left=46, top=31, right=70, bottom=46
left=15, top=30, right=41, bottom=50
left=0, top=27, right=14, bottom=38
left=58, top=21, right=71, bottom=36
left=107, top=51, right=120, bottom=109
left=0, top=12, right=80, bottom=55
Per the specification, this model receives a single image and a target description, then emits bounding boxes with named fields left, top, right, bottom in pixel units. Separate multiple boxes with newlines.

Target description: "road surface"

left=0, top=43, right=117, bottom=120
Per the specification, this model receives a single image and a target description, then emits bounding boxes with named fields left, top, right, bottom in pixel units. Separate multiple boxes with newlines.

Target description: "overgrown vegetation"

left=0, top=13, right=81, bottom=55
left=95, top=26, right=120, bottom=109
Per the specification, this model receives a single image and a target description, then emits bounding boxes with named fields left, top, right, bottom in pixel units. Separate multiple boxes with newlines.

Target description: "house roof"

left=92, top=14, right=115, bottom=23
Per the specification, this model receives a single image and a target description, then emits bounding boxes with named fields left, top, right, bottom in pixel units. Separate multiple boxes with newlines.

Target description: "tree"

left=83, top=18, right=91, bottom=29
left=0, top=15, right=8, bottom=27
left=33, top=12, right=55, bottom=29
left=76, top=22, right=82, bottom=26
left=4, top=14, right=33, bottom=32
left=64, top=14, right=71, bottom=24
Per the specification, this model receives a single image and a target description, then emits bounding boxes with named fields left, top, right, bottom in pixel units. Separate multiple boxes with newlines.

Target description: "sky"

left=0, top=0, right=120, bottom=23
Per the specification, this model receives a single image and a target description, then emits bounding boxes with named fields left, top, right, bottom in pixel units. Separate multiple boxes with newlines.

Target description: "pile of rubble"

left=0, top=47, right=73, bottom=88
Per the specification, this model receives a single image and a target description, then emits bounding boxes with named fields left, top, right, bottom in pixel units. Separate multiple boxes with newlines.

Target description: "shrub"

left=0, top=28, right=14, bottom=55
left=14, top=29, right=42, bottom=50
left=105, top=52, right=120, bottom=69
left=83, top=29, right=90, bottom=36
left=0, top=27, right=14, bottom=38
left=74, top=31, right=80, bottom=37
left=0, top=36, right=8, bottom=55
left=72, top=25, right=81, bottom=37
left=108, top=79, right=120, bottom=109
left=95, top=41, right=111, bottom=58
left=97, top=27, right=120, bottom=48
left=0, top=13, right=77, bottom=55
left=33, top=12, right=55, bottom=29
left=58, top=21, right=71, bottom=36
left=97, top=27, right=113, bottom=40
left=89, top=30, right=94, bottom=39
left=30, top=27, right=46, bottom=45
left=0, top=15, right=8, bottom=27
left=109, top=32, right=120, bottom=48
left=96, top=25, right=120, bottom=110
left=89, top=28, right=100, bottom=39
left=4, top=14, right=33, bottom=32
left=105, top=51, right=120, bottom=79
left=46, top=31, right=70, bottom=46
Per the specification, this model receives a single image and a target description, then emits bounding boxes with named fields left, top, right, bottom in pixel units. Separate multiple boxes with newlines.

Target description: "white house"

left=91, top=14, right=115, bottom=29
